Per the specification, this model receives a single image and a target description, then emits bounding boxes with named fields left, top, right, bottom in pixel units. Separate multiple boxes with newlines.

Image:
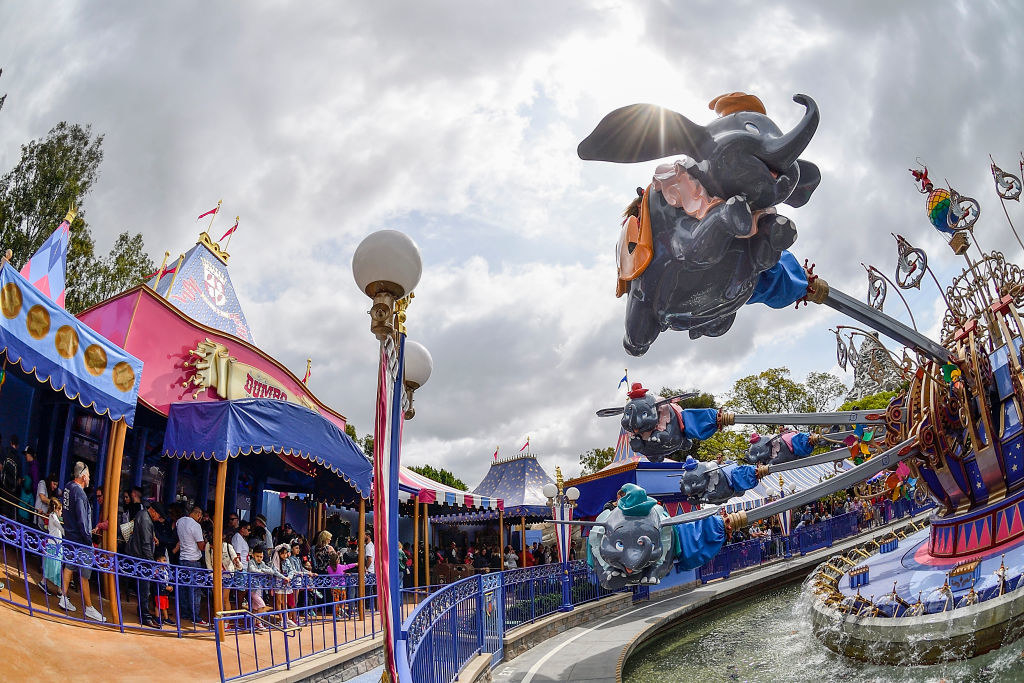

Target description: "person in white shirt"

left=34, top=474, right=56, bottom=530
left=231, top=520, right=251, bottom=567
left=176, top=505, right=207, bottom=626
left=364, top=536, right=376, bottom=574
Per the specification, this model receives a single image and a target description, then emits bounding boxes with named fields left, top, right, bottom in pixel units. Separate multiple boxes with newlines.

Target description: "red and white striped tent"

left=398, top=466, right=504, bottom=512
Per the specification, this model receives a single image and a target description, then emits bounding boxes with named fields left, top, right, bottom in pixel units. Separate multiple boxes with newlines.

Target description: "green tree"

left=694, top=429, right=751, bottom=462
left=658, top=387, right=716, bottom=409
left=578, top=446, right=615, bottom=476
left=801, top=371, right=848, bottom=413
left=0, top=122, right=155, bottom=313
left=838, top=389, right=898, bottom=412
left=724, top=367, right=808, bottom=417
left=407, top=464, right=467, bottom=491
left=724, top=367, right=849, bottom=432
left=345, top=423, right=374, bottom=457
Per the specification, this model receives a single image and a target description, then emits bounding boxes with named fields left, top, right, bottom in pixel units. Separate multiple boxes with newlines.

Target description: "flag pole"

left=152, top=251, right=171, bottom=289
left=225, top=215, right=239, bottom=252
left=206, top=199, right=223, bottom=235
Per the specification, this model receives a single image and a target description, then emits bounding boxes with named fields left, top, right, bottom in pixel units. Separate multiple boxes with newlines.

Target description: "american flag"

left=373, top=333, right=404, bottom=682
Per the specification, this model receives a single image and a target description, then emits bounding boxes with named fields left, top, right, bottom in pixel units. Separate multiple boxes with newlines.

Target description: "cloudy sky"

left=2, top=1, right=1022, bottom=486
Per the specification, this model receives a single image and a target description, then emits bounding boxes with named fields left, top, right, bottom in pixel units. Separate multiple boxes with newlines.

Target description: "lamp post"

left=543, top=467, right=580, bottom=613
left=352, top=230, right=431, bottom=683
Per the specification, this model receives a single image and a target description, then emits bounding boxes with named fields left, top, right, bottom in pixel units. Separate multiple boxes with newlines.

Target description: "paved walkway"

left=494, top=515, right=929, bottom=683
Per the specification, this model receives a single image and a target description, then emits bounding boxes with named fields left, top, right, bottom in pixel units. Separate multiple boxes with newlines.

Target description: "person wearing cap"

left=127, top=500, right=166, bottom=628
left=252, top=514, right=273, bottom=551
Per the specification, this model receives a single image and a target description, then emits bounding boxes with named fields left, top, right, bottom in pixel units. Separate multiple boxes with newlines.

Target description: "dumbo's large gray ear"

left=578, top=103, right=712, bottom=163
left=784, top=160, right=821, bottom=208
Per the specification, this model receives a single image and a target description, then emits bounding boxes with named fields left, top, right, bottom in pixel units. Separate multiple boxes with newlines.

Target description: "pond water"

left=622, top=582, right=1024, bottom=683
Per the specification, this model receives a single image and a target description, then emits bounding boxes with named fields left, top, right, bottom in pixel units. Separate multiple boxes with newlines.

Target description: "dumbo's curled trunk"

left=756, top=94, right=819, bottom=172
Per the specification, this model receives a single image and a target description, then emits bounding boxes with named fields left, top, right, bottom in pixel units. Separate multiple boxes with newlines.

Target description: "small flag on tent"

left=493, top=446, right=499, bottom=461
left=618, top=370, right=629, bottom=390
left=197, top=205, right=220, bottom=220
left=20, top=208, right=74, bottom=308
left=302, top=358, right=311, bottom=385
left=220, top=216, right=239, bottom=242
left=144, top=264, right=177, bottom=281
left=519, top=437, right=530, bottom=452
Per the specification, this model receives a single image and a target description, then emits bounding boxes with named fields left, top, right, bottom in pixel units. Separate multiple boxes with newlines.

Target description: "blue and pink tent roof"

left=147, top=233, right=253, bottom=342
left=398, top=466, right=503, bottom=512
left=431, top=453, right=555, bottom=523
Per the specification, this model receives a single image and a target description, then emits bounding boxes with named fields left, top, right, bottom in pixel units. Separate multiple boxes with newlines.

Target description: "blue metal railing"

left=215, top=592, right=383, bottom=681
left=695, top=503, right=934, bottom=583
left=0, top=513, right=380, bottom=638
left=399, top=560, right=638, bottom=683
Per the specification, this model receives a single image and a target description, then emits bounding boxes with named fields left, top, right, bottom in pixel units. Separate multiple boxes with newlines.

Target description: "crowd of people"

left=0, top=441, right=381, bottom=629
left=424, top=540, right=573, bottom=574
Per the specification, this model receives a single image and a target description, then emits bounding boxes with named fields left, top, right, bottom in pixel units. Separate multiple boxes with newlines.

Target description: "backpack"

left=1, top=454, right=17, bottom=494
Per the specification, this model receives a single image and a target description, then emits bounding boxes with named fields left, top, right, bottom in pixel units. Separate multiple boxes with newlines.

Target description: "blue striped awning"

left=722, top=459, right=853, bottom=513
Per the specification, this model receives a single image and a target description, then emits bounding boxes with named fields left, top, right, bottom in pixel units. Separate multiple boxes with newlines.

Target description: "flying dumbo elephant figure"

left=743, top=429, right=819, bottom=466
left=597, top=383, right=720, bottom=462
left=678, top=456, right=760, bottom=505
left=578, top=92, right=821, bottom=355
left=588, top=486, right=676, bottom=590
left=578, top=483, right=727, bottom=590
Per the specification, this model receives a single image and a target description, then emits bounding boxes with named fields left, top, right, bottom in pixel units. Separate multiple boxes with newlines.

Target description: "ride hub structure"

left=576, top=91, right=1024, bottom=664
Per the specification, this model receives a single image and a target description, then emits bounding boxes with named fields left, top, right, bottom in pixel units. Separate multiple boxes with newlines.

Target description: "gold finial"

left=395, top=293, right=411, bottom=336
left=65, top=204, right=78, bottom=223
left=555, top=466, right=564, bottom=496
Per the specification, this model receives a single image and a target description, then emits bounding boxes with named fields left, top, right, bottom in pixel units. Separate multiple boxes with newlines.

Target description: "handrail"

left=399, top=560, right=630, bottom=683
left=0, top=489, right=48, bottom=520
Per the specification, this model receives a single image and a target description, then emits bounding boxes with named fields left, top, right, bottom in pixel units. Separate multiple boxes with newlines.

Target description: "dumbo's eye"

left=745, top=122, right=759, bottom=134
left=614, top=541, right=624, bottom=551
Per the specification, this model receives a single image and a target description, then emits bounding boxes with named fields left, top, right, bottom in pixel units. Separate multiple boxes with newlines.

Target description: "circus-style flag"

left=197, top=205, right=219, bottom=220
left=519, top=436, right=530, bottom=452
left=220, top=217, right=239, bottom=242
left=302, top=359, right=311, bottom=385
left=618, top=369, right=629, bottom=390
left=493, top=446, right=499, bottom=461
left=144, top=264, right=177, bottom=280
left=21, top=208, right=74, bottom=308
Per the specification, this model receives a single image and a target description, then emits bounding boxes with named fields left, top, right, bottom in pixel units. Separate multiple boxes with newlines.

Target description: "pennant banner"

left=20, top=213, right=72, bottom=308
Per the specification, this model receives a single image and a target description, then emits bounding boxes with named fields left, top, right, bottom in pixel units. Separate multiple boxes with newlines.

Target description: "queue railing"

left=0, top=512, right=392, bottom=645
left=214, top=591, right=382, bottom=682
